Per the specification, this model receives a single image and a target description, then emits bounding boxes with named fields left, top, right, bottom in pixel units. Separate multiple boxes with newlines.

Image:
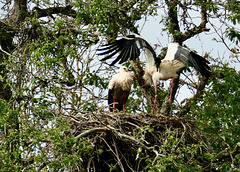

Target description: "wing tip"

left=189, top=51, right=211, bottom=77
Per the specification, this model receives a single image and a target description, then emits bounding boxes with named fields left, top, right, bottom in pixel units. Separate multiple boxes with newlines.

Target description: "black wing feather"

left=97, top=34, right=159, bottom=67
left=171, top=44, right=210, bottom=77
left=119, top=42, right=133, bottom=64
left=131, top=42, right=140, bottom=60
left=98, top=39, right=126, bottom=62
left=110, top=44, right=131, bottom=65
left=97, top=44, right=118, bottom=52
left=188, top=51, right=211, bottom=77
left=97, top=46, right=118, bottom=55
left=99, top=50, right=119, bottom=61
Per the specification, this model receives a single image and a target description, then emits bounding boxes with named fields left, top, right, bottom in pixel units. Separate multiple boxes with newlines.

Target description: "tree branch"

left=31, top=5, right=77, bottom=19
left=176, top=76, right=208, bottom=117
left=75, top=127, right=108, bottom=139
left=11, top=0, right=28, bottom=24
left=130, top=60, right=162, bottom=111
left=215, top=142, right=240, bottom=162
left=181, top=0, right=210, bottom=41
left=60, top=56, right=75, bottom=86
left=75, top=125, right=153, bottom=151
left=166, top=0, right=182, bottom=43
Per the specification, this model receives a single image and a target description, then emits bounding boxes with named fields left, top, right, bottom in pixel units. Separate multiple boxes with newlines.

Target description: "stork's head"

left=119, top=66, right=135, bottom=78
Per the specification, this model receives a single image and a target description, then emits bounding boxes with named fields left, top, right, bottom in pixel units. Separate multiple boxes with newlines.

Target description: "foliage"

left=191, top=65, right=240, bottom=170
left=0, top=0, right=240, bottom=171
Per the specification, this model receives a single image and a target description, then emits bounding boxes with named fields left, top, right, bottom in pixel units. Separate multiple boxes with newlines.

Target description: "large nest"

left=69, top=112, right=211, bottom=171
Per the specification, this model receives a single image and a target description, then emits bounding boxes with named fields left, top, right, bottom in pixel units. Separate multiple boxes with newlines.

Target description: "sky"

left=134, top=7, right=240, bottom=104
left=136, top=8, right=238, bottom=66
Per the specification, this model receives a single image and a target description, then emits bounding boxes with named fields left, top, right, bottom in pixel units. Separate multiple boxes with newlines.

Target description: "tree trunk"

left=12, top=0, right=28, bottom=24
left=0, top=0, right=28, bottom=166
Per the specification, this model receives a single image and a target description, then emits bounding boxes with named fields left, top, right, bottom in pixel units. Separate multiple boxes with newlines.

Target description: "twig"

left=101, top=137, right=125, bottom=172
left=176, top=76, right=208, bottom=117
left=215, top=142, right=240, bottom=162
left=0, top=46, right=12, bottom=56
left=75, top=127, right=108, bottom=139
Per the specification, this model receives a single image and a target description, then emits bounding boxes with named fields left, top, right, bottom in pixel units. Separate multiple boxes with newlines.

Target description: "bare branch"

left=166, top=0, right=181, bottom=42
left=11, top=0, right=28, bottom=23
left=130, top=60, right=163, bottom=110
left=215, top=142, right=240, bottom=162
left=0, top=46, right=12, bottom=56
left=176, top=76, right=209, bottom=117
left=181, top=0, right=210, bottom=41
left=75, top=127, right=108, bottom=139
left=60, top=56, right=75, bottom=86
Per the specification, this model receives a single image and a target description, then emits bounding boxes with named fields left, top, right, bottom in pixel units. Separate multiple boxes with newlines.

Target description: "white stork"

left=108, top=66, right=134, bottom=113
left=98, top=34, right=210, bottom=114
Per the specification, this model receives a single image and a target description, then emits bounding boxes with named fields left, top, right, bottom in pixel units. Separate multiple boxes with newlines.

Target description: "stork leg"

left=144, top=80, right=147, bottom=92
left=113, top=98, right=116, bottom=112
left=152, top=85, right=158, bottom=115
left=169, top=77, right=174, bottom=103
left=123, top=98, right=126, bottom=113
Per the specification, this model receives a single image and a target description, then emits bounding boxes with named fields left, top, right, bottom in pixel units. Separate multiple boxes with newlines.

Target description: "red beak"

left=127, top=70, right=135, bottom=78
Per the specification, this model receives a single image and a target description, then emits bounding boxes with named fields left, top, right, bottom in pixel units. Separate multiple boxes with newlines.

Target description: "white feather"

left=143, top=49, right=157, bottom=85
left=164, top=42, right=179, bottom=61
left=156, top=60, right=185, bottom=81
left=108, top=66, right=133, bottom=91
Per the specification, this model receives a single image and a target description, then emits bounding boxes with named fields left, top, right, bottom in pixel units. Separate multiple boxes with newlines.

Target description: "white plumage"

left=98, top=34, right=210, bottom=114
left=108, top=66, right=134, bottom=112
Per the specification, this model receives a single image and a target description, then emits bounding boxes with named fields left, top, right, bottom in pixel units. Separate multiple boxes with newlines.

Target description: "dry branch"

left=215, top=142, right=240, bottom=162
left=31, top=5, right=77, bottom=19
left=176, top=76, right=208, bottom=117
left=130, top=60, right=162, bottom=109
left=181, top=0, right=210, bottom=41
left=75, top=127, right=108, bottom=139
